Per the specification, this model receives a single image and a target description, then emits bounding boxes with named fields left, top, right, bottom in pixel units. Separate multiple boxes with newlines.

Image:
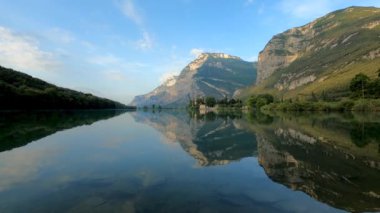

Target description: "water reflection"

left=132, top=110, right=257, bottom=166
left=0, top=110, right=378, bottom=212
left=0, top=110, right=126, bottom=152
left=246, top=112, right=380, bottom=212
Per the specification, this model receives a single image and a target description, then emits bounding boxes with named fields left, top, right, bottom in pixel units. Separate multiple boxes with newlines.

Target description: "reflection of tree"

left=246, top=111, right=274, bottom=125
left=189, top=110, right=243, bottom=121
left=0, top=110, right=125, bottom=152
left=350, top=122, right=380, bottom=150
left=255, top=121, right=380, bottom=213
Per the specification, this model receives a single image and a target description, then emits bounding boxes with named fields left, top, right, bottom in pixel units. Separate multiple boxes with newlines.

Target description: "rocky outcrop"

left=130, top=53, right=256, bottom=107
left=254, top=6, right=380, bottom=95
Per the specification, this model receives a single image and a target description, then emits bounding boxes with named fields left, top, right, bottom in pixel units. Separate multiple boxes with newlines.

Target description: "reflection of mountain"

left=248, top=113, right=380, bottom=212
left=132, top=111, right=257, bottom=166
left=0, top=110, right=126, bottom=152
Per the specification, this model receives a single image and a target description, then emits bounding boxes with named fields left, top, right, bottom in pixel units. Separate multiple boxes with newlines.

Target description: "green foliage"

left=0, top=66, right=131, bottom=110
left=188, top=96, right=243, bottom=109
left=350, top=73, right=370, bottom=98
left=350, top=73, right=380, bottom=99
left=247, top=94, right=274, bottom=110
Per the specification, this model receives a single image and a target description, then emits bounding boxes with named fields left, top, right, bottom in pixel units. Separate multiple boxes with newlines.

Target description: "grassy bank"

left=261, top=99, right=380, bottom=112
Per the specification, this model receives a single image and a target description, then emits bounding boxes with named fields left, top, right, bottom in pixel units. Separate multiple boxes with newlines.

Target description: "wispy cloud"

left=120, top=0, right=144, bottom=27
left=246, top=55, right=258, bottom=62
left=88, top=54, right=147, bottom=68
left=118, top=0, right=154, bottom=50
left=279, top=0, right=333, bottom=19
left=88, top=54, right=122, bottom=66
left=103, top=69, right=128, bottom=81
left=245, top=0, right=254, bottom=6
left=136, top=31, right=153, bottom=50
left=45, top=28, right=75, bottom=44
left=190, top=48, right=204, bottom=57
left=159, top=70, right=179, bottom=84
left=0, top=26, right=59, bottom=73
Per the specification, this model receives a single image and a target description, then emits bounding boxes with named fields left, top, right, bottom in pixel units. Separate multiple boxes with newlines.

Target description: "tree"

left=247, top=94, right=274, bottom=110
left=310, top=92, right=318, bottom=102
left=350, top=73, right=370, bottom=98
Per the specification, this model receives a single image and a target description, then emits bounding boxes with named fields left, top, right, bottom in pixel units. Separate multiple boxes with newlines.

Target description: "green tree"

left=247, top=94, right=274, bottom=110
left=350, top=73, right=370, bottom=98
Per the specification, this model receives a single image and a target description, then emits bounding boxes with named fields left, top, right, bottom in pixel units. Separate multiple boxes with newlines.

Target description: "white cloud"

left=159, top=70, right=179, bottom=83
left=45, top=28, right=75, bottom=44
left=136, top=31, right=153, bottom=50
left=245, top=0, right=254, bottom=6
left=119, top=0, right=154, bottom=50
left=120, top=0, right=143, bottom=27
left=88, top=54, right=147, bottom=69
left=104, top=69, right=128, bottom=81
left=190, top=48, right=204, bottom=57
left=0, top=26, right=58, bottom=72
left=279, top=0, right=332, bottom=19
left=88, top=54, right=122, bottom=66
left=247, top=55, right=258, bottom=62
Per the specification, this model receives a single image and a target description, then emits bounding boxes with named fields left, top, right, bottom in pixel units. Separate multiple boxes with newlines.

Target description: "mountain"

left=131, top=53, right=257, bottom=107
left=0, top=66, right=132, bottom=110
left=241, top=6, right=380, bottom=100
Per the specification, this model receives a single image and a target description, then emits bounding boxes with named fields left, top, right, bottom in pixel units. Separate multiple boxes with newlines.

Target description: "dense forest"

left=0, top=66, right=134, bottom=110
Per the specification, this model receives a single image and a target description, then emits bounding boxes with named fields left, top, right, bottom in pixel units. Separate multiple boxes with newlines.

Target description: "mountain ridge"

left=241, top=6, right=380, bottom=100
left=131, top=52, right=257, bottom=107
left=0, top=65, right=132, bottom=110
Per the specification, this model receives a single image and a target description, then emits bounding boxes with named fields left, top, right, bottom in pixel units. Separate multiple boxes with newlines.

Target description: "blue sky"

left=0, top=0, right=379, bottom=104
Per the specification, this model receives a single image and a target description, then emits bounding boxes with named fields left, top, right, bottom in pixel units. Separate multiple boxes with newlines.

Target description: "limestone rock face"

left=257, top=20, right=317, bottom=83
left=131, top=53, right=256, bottom=107
left=254, top=6, right=380, bottom=95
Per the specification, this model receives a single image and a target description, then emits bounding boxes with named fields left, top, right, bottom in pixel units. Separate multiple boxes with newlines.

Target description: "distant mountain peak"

left=130, top=52, right=256, bottom=107
left=199, top=52, right=241, bottom=60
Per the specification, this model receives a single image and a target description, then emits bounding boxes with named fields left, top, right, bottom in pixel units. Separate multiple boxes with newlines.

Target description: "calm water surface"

left=0, top=110, right=379, bottom=213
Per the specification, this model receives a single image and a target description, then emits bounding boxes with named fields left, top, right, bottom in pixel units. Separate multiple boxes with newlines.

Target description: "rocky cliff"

left=131, top=53, right=256, bottom=107
left=247, top=6, right=380, bottom=99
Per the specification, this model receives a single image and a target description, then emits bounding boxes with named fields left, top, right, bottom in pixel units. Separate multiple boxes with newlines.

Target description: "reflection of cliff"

left=0, top=110, right=126, bottom=152
left=250, top=113, right=380, bottom=212
left=132, top=111, right=257, bottom=166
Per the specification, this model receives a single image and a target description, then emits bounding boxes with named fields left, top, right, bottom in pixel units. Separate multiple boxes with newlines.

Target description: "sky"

left=0, top=0, right=379, bottom=104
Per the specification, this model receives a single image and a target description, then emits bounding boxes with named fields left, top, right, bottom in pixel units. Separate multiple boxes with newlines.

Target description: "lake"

left=0, top=110, right=379, bottom=213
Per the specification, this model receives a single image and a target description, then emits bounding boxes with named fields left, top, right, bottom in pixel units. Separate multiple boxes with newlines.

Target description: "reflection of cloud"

left=0, top=146, right=60, bottom=191
left=102, top=137, right=127, bottom=149
left=0, top=26, right=59, bottom=73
